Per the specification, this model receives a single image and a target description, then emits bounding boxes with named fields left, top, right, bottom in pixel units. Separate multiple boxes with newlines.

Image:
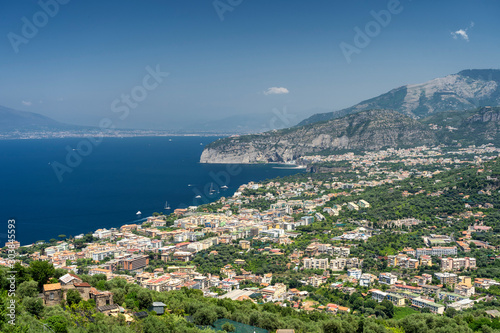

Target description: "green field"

left=393, top=307, right=420, bottom=320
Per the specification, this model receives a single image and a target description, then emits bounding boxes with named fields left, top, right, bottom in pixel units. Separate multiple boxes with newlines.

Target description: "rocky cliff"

left=200, top=110, right=436, bottom=163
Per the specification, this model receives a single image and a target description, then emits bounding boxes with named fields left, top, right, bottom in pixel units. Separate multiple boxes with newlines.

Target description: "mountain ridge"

left=298, top=69, right=500, bottom=126
left=201, top=106, right=500, bottom=164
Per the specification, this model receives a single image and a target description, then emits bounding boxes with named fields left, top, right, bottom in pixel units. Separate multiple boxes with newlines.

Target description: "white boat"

left=209, top=183, right=215, bottom=194
left=221, top=185, right=228, bottom=190
left=195, top=195, right=201, bottom=199
left=164, top=201, right=171, bottom=210
left=136, top=211, right=141, bottom=215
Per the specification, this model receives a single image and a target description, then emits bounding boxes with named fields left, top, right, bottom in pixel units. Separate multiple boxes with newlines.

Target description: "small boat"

left=136, top=211, right=142, bottom=215
left=164, top=201, right=171, bottom=210
left=195, top=195, right=202, bottom=199
left=221, top=185, right=228, bottom=190
left=209, top=183, right=216, bottom=194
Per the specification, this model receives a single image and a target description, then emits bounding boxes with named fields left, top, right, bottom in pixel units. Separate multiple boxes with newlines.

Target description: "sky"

left=1, top=0, right=499, bottom=130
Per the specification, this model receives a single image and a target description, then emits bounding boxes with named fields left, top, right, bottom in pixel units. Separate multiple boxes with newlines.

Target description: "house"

left=347, top=268, right=362, bottom=280
left=379, top=272, right=397, bottom=285
left=43, top=283, right=63, bottom=306
left=90, top=288, right=114, bottom=307
left=149, top=302, right=167, bottom=315
left=74, top=282, right=91, bottom=300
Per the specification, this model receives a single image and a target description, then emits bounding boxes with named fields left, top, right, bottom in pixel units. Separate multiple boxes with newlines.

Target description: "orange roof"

left=43, top=283, right=61, bottom=291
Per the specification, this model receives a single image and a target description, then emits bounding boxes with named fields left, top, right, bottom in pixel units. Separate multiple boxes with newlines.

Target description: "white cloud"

left=451, top=22, right=474, bottom=42
left=264, top=87, right=289, bottom=95
left=22, top=100, right=32, bottom=106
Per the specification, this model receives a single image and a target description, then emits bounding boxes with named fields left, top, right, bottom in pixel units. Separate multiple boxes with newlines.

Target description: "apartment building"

left=303, top=258, right=329, bottom=270
left=440, top=257, right=477, bottom=271
left=435, top=272, right=458, bottom=285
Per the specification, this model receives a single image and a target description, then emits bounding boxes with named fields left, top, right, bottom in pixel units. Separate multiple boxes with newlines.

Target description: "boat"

left=221, top=185, right=228, bottom=190
left=195, top=195, right=202, bottom=199
left=164, top=201, right=171, bottom=210
left=209, top=183, right=216, bottom=194
left=136, top=211, right=142, bottom=215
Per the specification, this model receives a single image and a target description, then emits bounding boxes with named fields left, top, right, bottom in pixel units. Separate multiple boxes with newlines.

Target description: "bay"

left=0, top=136, right=304, bottom=245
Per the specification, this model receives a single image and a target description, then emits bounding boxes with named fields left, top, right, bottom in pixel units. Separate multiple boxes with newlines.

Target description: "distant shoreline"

left=0, top=131, right=234, bottom=140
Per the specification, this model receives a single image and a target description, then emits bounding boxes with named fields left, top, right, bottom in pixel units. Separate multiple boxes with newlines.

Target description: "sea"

left=0, top=136, right=304, bottom=245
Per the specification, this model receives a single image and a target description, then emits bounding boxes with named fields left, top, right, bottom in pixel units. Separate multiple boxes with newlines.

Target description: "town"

left=3, top=144, right=500, bottom=332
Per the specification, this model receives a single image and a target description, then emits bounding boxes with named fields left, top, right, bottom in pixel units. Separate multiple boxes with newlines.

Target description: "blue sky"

left=1, top=0, right=499, bottom=130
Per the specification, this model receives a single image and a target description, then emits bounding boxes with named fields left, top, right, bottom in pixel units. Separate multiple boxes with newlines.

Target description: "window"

left=50, top=292, right=54, bottom=300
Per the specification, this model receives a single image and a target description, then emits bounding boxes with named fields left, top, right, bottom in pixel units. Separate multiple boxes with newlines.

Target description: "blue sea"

left=0, top=136, right=304, bottom=245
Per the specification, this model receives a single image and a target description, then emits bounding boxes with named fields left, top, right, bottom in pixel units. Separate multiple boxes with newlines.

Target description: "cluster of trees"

left=192, top=244, right=289, bottom=276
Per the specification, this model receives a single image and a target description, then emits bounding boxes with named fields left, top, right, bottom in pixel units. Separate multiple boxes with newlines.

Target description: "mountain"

left=299, top=69, right=500, bottom=126
left=200, top=107, right=500, bottom=164
left=0, top=105, right=69, bottom=131
left=200, top=109, right=435, bottom=163
left=423, top=106, right=500, bottom=146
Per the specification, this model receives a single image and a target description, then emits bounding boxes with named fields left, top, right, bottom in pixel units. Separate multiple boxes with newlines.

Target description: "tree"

left=23, top=297, right=44, bottom=317
left=45, top=315, right=69, bottom=333
left=193, top=307, right=218, bottom=326
left=18, top=280, right=39, bottom=298
left=222, top=322, right=236, bottom=332
left=137, top=289, right=153, bottom=310
left=58, top=234, right=66, bottom=240
left=30, top=261, right=55, bottom=290
left=142, top=315, right=169, bottom=333
left=380, top=299, right=394, bottom=318
left=445, top=307, right=457, bottom=318
left=66, top=289, right=82, bottom=306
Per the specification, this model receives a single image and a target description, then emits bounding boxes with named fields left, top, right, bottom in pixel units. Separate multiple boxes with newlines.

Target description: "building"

left=358, top=200, right=370, bottom=208
left=359, top=274, right=375, bottom=287
left=379, top=272, right=398, bottom=285
left=120, top=255, right=149, bottom=271
left=239, top=240, right=251, bottom=250
left=149, top=302, right=167, bottom=315
left=440, top=257, right=477, bottom=271
left=415, top=246, right=457, bottom=258
left=347, top=268, right=362, bottom=280
left=454, top=284, right=475, bottom=297
left=435, top=272, right=458, bottom=285
left=372, top=290, right=405, bottom=306
left=411, top=297, right=445, bottom=314
left=447, top=299, right=474, bottom=311
left=330, top=258, right=346, bottom=271
left=347, top=202, right=359, bottom=211
left=303, top=258, right=329, bottom=270
left=43, top=283, right=63, bottom=306
left=90, top=288, right=114, bottom=307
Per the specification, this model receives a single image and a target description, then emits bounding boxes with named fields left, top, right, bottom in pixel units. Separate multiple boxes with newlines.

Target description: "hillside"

left=201, top=107, right=500, bottom=164
left=200, top=110, right=435, bottom=163
left=0, top=105, right=69, bottom=132
left=299, top=69, right=500, bottom=126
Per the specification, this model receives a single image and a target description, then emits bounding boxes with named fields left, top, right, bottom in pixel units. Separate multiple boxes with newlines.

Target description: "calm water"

left=0, top=137, right=303, bottom=245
